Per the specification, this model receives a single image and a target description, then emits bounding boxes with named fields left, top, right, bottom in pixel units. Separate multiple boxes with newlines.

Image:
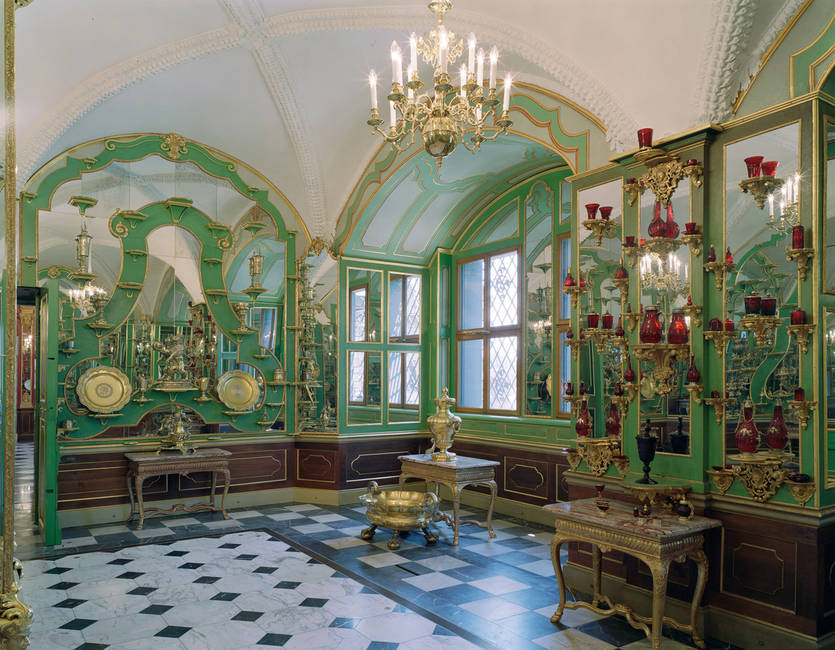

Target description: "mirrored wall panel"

left=348, top=268, right=382, bottom=342
left=347, top=351, right=382, bottom=425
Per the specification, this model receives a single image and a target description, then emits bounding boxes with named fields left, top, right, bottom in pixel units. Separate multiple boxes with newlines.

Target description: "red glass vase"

left=765, top=402, right=788, bottom=453
left=792, top=225, right=805, bottom=250
left=744, top=155, right=764, bottom=178
left=735, top=400, right=761, bottom=455
left=707, top=245, right=717, bottom=263
left=647, top=201, right=666, bottom=238
left=623, top=355, right=636, bottom=383
left=585, top=203, right=599, bottom=220
left=667, top=310, right=688, bottom=344
left=790, top=309, right=806, bottom=325
left=563, top=271, right=575, bottom=287
left=744, top=294, right=761, bottom=315
left=665, top=204, right=679, bottom=239
left=686, top=355, right=700, bottom=383
left=640, top=306, right=664, bottom=343
left=761, top=297, right=777, bottom=316
left=637, top=128, right=653, bottom=148
left=605, top=402, right=620, bottom=438
left=599, top=206, right=613, bottom=220
left=575, top=399, right=591, bottom=437
left=761, top=160, right=778, bottom=176
left=587, top=312, right=599, bottom=329
left=614, top=263, right=628, bottom=279
left=601, top=312, right=613, bottom=330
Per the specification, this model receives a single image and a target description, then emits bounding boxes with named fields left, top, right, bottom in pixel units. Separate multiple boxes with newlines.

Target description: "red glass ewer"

left=605, top=402, right=620, bottom=438
left=667, top=310, right=688, bottom=344
left=575, top=399, right=591, bottom=437
left=623, top=355, right=636, bottom=383
left=665, top=204, right=679, bottom=239
left=686, top=355, right=700, bottom=384
left=640, top=305, right=664, bottom=344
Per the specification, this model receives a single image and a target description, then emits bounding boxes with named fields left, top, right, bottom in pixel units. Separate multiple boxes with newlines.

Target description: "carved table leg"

left=451, top=483, right=461, bottom=545
left=647, top=558, right=671, bottom=650
left=220, top=468, right=231, bottom=519
left=126, top=471, right=136, bottom=522
left=550, top=534, right=568, bottom=624
left=592, top=544, right=603, bottom=608
left=485, top=479, right=497, bottom=539
left=210, top=470, right=217, bottom=508
left=134, top=474, right=145, bottom=530
left=689, top=549, right=709, bottom=649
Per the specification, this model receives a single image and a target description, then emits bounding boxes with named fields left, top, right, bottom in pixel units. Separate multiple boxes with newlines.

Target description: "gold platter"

left=217, top=369, right=261, bottom=411
left=76, top=366, right=132, bottom=413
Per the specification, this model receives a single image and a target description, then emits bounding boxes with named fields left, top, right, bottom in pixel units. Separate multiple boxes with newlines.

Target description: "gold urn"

left=427, top=387, right=461, bottom=462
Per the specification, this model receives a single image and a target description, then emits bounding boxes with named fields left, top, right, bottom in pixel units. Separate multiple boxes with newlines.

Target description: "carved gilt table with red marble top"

left=545, top=498, right=721, bottom=650
left=126, top=448, right=231, bottom=530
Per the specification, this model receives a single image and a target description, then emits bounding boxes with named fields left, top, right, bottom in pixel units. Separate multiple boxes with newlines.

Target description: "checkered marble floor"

left=18, top=499, right=739, bottom=650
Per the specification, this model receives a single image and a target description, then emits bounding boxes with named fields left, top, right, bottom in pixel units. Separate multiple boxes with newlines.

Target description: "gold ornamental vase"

left=427, top=387, right=461, bottom=462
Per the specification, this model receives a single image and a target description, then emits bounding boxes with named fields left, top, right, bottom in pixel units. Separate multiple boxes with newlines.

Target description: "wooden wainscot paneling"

left=296, top=447, right=338, bottom=486
left=503, top=455, right=551, bottom=502
left=58, top=451, right=148, bottom=510
left=177, top=443, right=291, bottom=495
left=341, top=436, right=424, bottom=488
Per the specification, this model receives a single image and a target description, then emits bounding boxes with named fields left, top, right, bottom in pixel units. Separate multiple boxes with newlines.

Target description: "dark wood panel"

left=17, top=408, right=34, bottom=442
left=296, top=448, right=337, bottom=485
left=340, top=436, right=425, bottom=488
left=503, top=455, right=551, bottom=501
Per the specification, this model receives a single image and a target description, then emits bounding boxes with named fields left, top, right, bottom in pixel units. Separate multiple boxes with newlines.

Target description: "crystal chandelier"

left=366, top=0, right=513, bottom=164
left=68, top=220, right=105, bottom=315
left=640, top=252, right=688, bottom=298
left=766, top=172, right=800, bottom=234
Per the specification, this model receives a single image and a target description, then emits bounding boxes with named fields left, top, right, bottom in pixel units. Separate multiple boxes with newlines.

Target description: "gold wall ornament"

left=681, top=232, right=703, bottom=257
left=738, top=315, right=781, bottom=347
left=786, top=398, right=815, bottom=430
left=217, top=369, right=261, bottom=411
left=157, top=405, right=194, bottom=454
left=706, top=468, right=734, bottom=494
left=738, top=175, right=783, bottom=209
left=635, top=153, right=703, bottom=207
left=703, top=260, right=735, bottom=291
left=703, top=395, right=736, bottom=425
left=703, top=329, right=738, bottom=357
left=623, top=178, right=646, bottom=207
left=784, top=477, right=815, bottom=507
left=426, top=387, right=461, bottom=461
left=786, top=322, right=814, bottom=355
left=581, top=218, right=616, bottom=247
left=681, top=302, right=702, bottom=328
left=161, top=132, right=187, bottom=160
left=785, top=246, right=814, bottom=281
left=76, top=366, right=132, bottom=414
left=728, top=454, right=785, bottom=503
left=574, top=437, right=620, bottom=476
left=0, top=590, right=33, bottom=650
left=631, top=343, right=689, bottom=396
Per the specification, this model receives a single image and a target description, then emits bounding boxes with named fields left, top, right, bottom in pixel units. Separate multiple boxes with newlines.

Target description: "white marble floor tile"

left=281, top=626, right=371, bottom=650
left=321, top=535, right=369, bottom=550
left=82, top=612, right=168, bottom=645
left=533, top=628, right=618, bottom=649
left=354, top=611, right=436, bottom=643
left=256, top=605, right=336, bottom=634
left=179, top=619, right=266, bottom=650
left=159, top=517, right=202, bottom=526
left=460, top=595, right=528, bottom=620
left=519, top=558, right=557, bottom=576
left=469, top=575, right=531, bottom=595
left=465, top=541, right=513, bottom=556
left=284, top=503, right=321, bottom=511
left=228, top=510, right=262, bottom=519
left=133, top=527, right=173, bottom=538
left=309, top=513, right=349, bottom=523
left=72, top=593, right=151, bottom=620
left=26, top=627, right=85, bottom=649
left=292, top=522, right=334, bottom=534
left=203, top=519, right=242, bottom=529
left=67, top=577, right=135, bottom=600
left=620, top=636, right=693, bottom=650
left=323, top=593, right=397, bottom=618
left=296, top=576, right=365, bottom=599
left=400, top=633, right=482, bottom=650
left=414, top=555, right=471, bottom=571
left=402, top=571, right=463, bottom=591
left=358, top=551, right=409, bottom=568
left=267, top=511, right=307, bottom=521
left=109, top=637, right=186, bottom=650
left=162, top=599, right=240, bottom=627
left=534, top=604, right=607, bottom=626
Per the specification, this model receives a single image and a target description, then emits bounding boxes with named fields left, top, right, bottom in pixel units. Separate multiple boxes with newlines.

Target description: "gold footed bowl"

left=359, top=481, right=439, bottom=550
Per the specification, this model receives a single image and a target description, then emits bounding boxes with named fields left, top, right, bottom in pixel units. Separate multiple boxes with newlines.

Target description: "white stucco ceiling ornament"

left=693, top=0, right=758, bottom=125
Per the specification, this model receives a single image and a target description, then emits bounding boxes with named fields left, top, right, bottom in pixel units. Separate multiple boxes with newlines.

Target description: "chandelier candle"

left=489, top=46, right=498, bottom=89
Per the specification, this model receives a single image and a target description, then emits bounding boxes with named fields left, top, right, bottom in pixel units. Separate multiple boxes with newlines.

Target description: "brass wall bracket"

left=623, top=244, right=641, bottom=268
left=586, top=328, right=614, bottom=353
left=623, top=179, right=646, bottom=207
left=704, top=329, right=738, bottom=357
left=739, top=175, right=783, bottom=209
left=685, top=383, right=703, bottom=404
left=643, top=237, right=682, bottom=257
left=739, top=315, right=781, bottom=348
left=729, top=454, right=784, bottom=503
left=786, top=322, right=814, bottom=355
left=703, top=260, right=735, bottom=291
left=703, top=396, right=736, bottom=425
left=635, top=153, right=703, bottom=207
left=682, top=303, right=702, bottom=328
left=623, top=310, right=641, bottom=332
left=581, top=219, right=617, bottom=247
left=562, top=284, right=586, bottom=310
left=784, top=478, right=815, bottom=507
left=563, top=393, right=592, bottom=417
left=785, top=247, right=814, bottom=281
left=706, top=468, right=734, bottom=494
left=574, top=436, right=621, bottom=476
left=609, top=394, right=631, bottom=416
left=681, top=232, right=703, bottom=257
left=787, top=399, right=815, bottom=430
left=611, top=276, right=629, bottom=298
left=632, top=343, right=689, bottom=395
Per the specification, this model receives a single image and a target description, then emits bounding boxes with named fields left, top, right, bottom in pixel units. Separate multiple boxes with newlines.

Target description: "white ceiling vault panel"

left=14, top=0, right=796, bottom=244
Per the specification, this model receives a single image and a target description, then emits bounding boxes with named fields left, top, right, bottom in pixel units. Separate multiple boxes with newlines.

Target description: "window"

left=456, top=249, right=521, bottom=413
left=388, top=351, right=420, bottom=408
left=389, top=274, right=421, bottom=342
left=350, top=286, right=367, bottom=342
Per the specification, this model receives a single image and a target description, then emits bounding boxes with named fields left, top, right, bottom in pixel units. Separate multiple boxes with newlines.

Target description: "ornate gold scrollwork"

left=161, top=132, right=188, bottom=160
left=729, top=455, right=784, bottom=503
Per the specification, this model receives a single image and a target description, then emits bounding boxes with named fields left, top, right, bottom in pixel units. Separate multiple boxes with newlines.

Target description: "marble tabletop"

left=398, top=453, right=500, bottom=468
left=125, top=448, right=230, bottom=462
left=545, top=498, right=721, bottom=540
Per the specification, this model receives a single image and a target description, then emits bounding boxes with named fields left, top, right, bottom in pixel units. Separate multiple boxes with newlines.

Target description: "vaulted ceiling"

left=15, top=0, right=805, bottom=241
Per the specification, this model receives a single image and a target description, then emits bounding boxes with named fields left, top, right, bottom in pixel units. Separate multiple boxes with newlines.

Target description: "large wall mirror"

left=636, top=179, right=692, bottom=454
left=723, top=121, right=800, bottom=468
left=348, top=268, right=382, bottom=342
left=577, top=178, right=623, bottom=436
left=347, top=351, right=382, bottom=425
left=826, top=117, right=835, bottom=293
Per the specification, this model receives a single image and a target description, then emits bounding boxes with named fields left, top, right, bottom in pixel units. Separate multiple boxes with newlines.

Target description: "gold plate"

left=217, top=369, right=260, bottom=411
left=76, top=366, right=132, bottom=413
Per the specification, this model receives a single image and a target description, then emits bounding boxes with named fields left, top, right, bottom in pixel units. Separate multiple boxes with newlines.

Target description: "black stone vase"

left=636, top=419, right=658, bottom=484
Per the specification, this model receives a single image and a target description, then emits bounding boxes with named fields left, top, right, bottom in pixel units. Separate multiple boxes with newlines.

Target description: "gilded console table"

left=126, top=448, right=231, bottom=530
left=545, top=499, right=721, bottom=650
left=398, top=453, right=498, bottom=545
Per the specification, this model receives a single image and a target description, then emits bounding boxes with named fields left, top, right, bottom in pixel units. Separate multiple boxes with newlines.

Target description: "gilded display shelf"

left=586, top=328, right=614, bottom=353
left=581, top=218, right=617, bottom=247
left=738, top=175, right=783, bottom=209
left=703, top=260, right=735, bottom=291
left=623, top=309, right=641, bottom=332
left=786, top=322, right=814, bottom=354
left=685, top=383, right=703, bottom=404
left=632, top=148, right=703, bottom=207
left=571, top=436, right=621, bottom=476
left=631, top=343, right=689, bottom=396
left=739, top=315, right=781, bottom=347
left=562, top=283, right=586, bottom=309
left=643, top=236, right=682, bottom=257
left=706, top=468, right=734, bottom=494
left=623, top=243, right=641, bottom=268
left=728, top=453, right=784, bottom=502
left=703, top=395, right=735, bottom=425
left=681, top=302, right=702, bottom=328
left=612, top=455, right=630, bottom=477
left=68, top=195, right=98, bottom=216
left=564, top=393, right=592, bottom=417
left=611, top=276, right=629, bottom=297
left=681, top=232, right=703, bottom=257
left=787, top=399, right=815, bottom=430
left=703, top=329, right=738, bottom=356
left=785, top=247, right=814, bottom=281
left=609, top=394, right=631, bottom=416
left=623, top=178, right=645, bottom=207
left=784, top=477, right=816, bottom=507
